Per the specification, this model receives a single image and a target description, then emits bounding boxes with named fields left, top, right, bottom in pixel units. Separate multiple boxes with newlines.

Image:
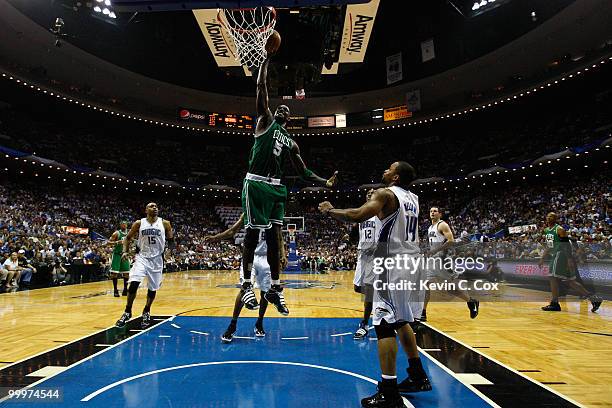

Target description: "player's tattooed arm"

left=205, top=214, right=245, bottom=242
left=255, top=58, right=273, bottom=135
left=290, top=142, right=338, bottom=187
left=319, top=189, right=387, bottom=223
left=121, top=220, right=141, bottom=260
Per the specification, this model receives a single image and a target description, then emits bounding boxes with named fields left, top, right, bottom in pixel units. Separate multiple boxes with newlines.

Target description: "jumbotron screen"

left=208, top=113, right=254, bottom=130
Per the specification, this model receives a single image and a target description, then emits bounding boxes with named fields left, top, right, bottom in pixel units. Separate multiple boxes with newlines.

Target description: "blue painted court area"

left=2, top=317, right=492, bottom=408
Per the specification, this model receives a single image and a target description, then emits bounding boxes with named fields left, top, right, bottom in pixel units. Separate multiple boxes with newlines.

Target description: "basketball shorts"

left=129, top=254, right=163, bottom=290
left=548, top=252, right=576, bottom=280
left=372, top=255, right=425, bottom=326
left=242, top=179, right=287, bottom=229
left=110, top=253, right=131, bottom=274
left=425, top=256, right=455, bottom=281
left=239, top=255, right=271, bottom=292
left=353, top=251, right=376, bottom=288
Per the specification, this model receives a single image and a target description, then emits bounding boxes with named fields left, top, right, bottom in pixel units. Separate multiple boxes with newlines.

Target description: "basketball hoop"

left=217, top=6, right=276, bottom=69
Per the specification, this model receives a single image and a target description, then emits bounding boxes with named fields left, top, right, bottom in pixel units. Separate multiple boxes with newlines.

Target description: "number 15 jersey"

left=138, top=217, right=166, bottom=258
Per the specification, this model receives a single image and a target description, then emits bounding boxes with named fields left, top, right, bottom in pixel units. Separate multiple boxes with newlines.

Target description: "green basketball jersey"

left=113, top=230, right=127, bottom=255
left=248, top=121, right=294, bottom=180
left=544, top=224, right=561, bottom=253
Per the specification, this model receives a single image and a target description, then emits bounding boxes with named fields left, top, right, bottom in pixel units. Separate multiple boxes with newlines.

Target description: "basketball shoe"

left=241, top=283, right=259, bottom=310
left=141, top=311, right=151, bottom=329
left=221, top=321, right=236, bottom=343
left=115, top=311, right=132, bottom=328
left=361, top=381, right=405, bottom=408
left=590, top=295, right=603, bottom=312
left=541, top=301, right=561, bottom=311
left=265, top=286, right=289, bottom=315
left=354, top=322, right=368, bottom=340
left=467, top=298, right=479, bottom=319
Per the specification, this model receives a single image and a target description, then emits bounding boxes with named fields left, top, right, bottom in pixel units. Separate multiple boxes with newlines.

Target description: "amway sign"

left=339, top=0, right=380, bottom=63
left=193, top=9, right=241, bottom=67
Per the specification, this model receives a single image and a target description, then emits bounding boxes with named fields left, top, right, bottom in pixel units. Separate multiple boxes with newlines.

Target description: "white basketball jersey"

left=138, top=217, right=165, bottom=258
left=254, top=230, right=267, bottom=256
left=377, top=186, right=420, bottom=254
left=428, top=221, right=447, bottom=246
left=358, top=216, right=379, bottom=251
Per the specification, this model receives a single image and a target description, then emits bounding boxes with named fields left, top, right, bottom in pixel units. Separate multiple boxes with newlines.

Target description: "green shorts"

left=548, top=252, right=575, bottom=280
left=242, top=179, right=287, bottom=229
left=110, top=253, right=131, bottom=273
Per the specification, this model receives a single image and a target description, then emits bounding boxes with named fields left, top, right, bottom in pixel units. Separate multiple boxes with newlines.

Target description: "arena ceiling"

left=2, top=0, right=577, bottom=97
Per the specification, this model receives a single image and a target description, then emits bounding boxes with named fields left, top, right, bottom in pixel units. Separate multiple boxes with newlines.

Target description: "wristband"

left=303, top=168, right=314, bottom=178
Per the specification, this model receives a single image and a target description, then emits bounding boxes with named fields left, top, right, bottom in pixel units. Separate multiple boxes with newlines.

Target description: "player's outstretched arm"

left=289, top=142, right=338, bottom=187
left=122, top=220, right=141, bottom=261
left=318, top=189, right=388, bottom=223
left=255, top=59, right=273, bottom=135
left=205, top=214, right=245, bottom=243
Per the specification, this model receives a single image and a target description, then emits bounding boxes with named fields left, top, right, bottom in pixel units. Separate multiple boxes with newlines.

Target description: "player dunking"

left=319, top=162, right=432, bottom=408
left=353, top=189, right=379, bottom=340
left=539, top=212, right=602, bottom=312
left=115, top=203, right=174, bottom=329
left=421, top=207, right=479, bottom=321
left=240, top=56, right=337, bottom=315
left=205, top=213, right=286, bottom=342
left=108, top=221, right=130, bottom=297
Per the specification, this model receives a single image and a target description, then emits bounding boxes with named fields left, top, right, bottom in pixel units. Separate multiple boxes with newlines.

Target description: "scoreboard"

left=208, top=113, right=254, bottom=130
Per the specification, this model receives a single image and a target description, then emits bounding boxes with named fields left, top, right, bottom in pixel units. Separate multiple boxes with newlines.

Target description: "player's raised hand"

left=204, top=235, right=220, bottom=243
left=318, top=201, right=334, bottom=214
left=325, top=171, right=339, bottom=188
left=121, top=251, right=129, bottom=262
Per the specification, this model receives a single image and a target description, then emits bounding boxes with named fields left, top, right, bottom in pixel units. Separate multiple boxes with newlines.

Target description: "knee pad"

left=243, top=228, right=259, bottom=250
left=147, top=289, right=156, bottom=300
left=128, top=281, right=140, bottom=294
left=375, top=322, right=396, bottom=340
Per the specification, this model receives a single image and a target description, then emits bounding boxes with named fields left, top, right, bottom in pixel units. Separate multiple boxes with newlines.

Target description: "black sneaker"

left=254, top=324, right=266, bottom=337
left=115, top=311, right=132, bottom=328
left=241, top=285, right=259, bottom=310
left=542, top=302, right=561, bottom=311
left=590, top=295, right=603, bottom=312
left=354, top=322, right=368, bottom=340
left=419, top=310, right=427, bottom=322
left=467, top=299, right=479, bottom=319
left=221, top=323, right=236, bottom=343
left=141, top=312, right=151, bottom=329
left=113, top=290, right=120, bottom=297
left=398, top=375, right=432, bottom=393
left=361, top=382, right=405, bottom=408
left=265, top=288, right=289, bottom=316
left=122, top=289, right=128, bottom=296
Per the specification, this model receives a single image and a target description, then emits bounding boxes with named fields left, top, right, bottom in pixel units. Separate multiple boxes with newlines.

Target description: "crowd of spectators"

left=1, top=167, right=610, bottom=292
left=0, top=63, right=610, bottom=191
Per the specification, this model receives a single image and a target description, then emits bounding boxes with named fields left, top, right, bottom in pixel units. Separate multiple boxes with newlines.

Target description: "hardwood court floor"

left=0, top=270, right=610, bottom=407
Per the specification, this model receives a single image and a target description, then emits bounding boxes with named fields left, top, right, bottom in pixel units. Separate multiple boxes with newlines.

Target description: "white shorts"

left=372, top=255, right=425, bottom=326
left=353, top=251, right=375, bottom=287
left=129, top=254, right=164, bottom=291
left=239, top=255, right=271, bottom=292
left=425, top=257, right=456, bottom=281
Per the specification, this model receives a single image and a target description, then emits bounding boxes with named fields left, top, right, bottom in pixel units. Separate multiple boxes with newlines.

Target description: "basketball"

left=266, top=30, right=281, bottom=55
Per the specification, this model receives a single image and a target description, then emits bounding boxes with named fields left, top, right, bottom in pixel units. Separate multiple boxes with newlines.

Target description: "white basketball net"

left=217, top=7, right=276, bottom=69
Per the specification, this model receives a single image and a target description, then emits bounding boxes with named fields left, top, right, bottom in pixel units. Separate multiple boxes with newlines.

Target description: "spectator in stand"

left=2, top=252, right=22, bottom=289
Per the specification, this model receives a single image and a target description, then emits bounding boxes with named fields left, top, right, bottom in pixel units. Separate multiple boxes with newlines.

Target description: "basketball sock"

left=230, top=318, right=238, bottom=326
left=381, top=375, right=397, bottom=387
left=123, top=278, right=128, bottom=290
left=408, top=357, right=426, bottom=379
left=112, top=278, right=118, bottom=291
left=143, top=305, right=150, bottom=313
